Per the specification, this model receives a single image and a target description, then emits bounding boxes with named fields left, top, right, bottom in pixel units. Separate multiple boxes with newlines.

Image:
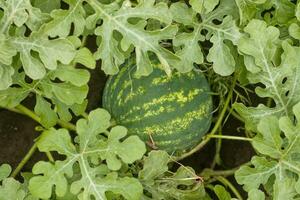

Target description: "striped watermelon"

left=103, top=57, right=213, bottom=154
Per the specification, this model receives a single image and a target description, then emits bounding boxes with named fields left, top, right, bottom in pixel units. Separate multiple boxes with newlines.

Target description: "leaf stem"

left=11, top=143, right=37, bottom=178
left=210, top=127, right=222, bottom=169
left=202, top=167, right=239, bottom=177
left=215, top=176, right=243, bottom=200
left=176, top=74, right=238, bottom=160
left=46, top=152, right=55, bottom=162
left=206, top=135, right=252, bottom=142
left=15, top=104, right=76, bottom=131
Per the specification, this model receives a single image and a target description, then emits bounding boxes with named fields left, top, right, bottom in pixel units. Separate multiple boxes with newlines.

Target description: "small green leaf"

left=207, top=16, right=240, bottom=76
left=33, top=0, right=61, bottom=13
left=0, top=64, right=14, bottom=90
left=34, top=95, right=58, bottom=128
left=289, top=23, right=300, bottom=40
left=0, top=0, right=48, bottom=33
left=43, top=0, right=86, bottom=37
left=74, top=47, right=96, bottom=69
left=0, top=164, right=11, bottom=181
left=98, top=126, right=146, bottom=170
left=51, top=65, right=90, bottom=87
left=0, top=34, right=16, bottom=66
left=235, top=156, right=277, bottom=191
left=50, top=82, right=88, bottom=105
left=0, top=87, right=30, bottom=108
left=234, top=0, right=266, bottom=25
left=213, top=185, right=231, bottom=200
left=139, top=150, right=169, bottom=181
left=12, top=36, right=76, bottom=79
left=189, top=0, right=219, bottom=14
left=0, top=178, right=26, bottom=200
left=248, top=189, right=265, bottom=200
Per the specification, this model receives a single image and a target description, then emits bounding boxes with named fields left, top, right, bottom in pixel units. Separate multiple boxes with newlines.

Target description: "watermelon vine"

left=0, top=0, right=300, bottom=199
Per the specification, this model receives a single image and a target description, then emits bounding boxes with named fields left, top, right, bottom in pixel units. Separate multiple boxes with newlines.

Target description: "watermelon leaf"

left=171, top=0, right=241, bottom=76
left=235, top=102, right=300, bottom=197
left=213, top=185, right=232, bottom=200
left=29, top=109, right=146, bottom=199
left=234, top=19, right=300, bottom=131
left=88, top=0, right=179, bottom=76
left=139, top=151, right=206, bottom=200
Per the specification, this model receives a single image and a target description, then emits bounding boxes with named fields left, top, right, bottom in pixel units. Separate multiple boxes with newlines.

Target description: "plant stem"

left=176, top=74, right=238, bottom=160
left=206, top=135, right=252, bottom=142
left=210, top=127, right=222, bottom=169
left=46, top=152, right=55, bottom=162
left=216, top=176, right=243, bottom=200
left=202, top=168, right=239, bottom=177
left=11, top=143, right=38, bottom=178
left=16, top=105, right=40, bottom=123
left=227, top=107, right=244, bottom=122
left=15, top=104, right=76, bottom=131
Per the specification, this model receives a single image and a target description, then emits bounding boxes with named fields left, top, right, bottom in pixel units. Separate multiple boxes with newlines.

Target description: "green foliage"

left=1, top=0, right=300, bottom=199
left=29, top=109, right=146, bottom=199
left=236, top=103, right=300, bottom=198
left=139, top=151, right=206, bottom=200
left=234, top=20, right=300, bottom=131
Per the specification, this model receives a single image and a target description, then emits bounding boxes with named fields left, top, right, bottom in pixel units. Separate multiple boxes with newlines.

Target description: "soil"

left=0, top=36, right=255, bottom=198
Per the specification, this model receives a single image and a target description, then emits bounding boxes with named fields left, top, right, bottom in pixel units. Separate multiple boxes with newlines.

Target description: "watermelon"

left=103, top=58, right=213, bottom=154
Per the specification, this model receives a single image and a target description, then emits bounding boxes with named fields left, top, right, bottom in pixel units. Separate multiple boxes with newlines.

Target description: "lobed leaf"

left=235, top=102, right=300, bottom=198
left=88, top=0, right=179, bottom=76
left=234, top=20, right=300, bottom=131
left=29, top=109, right=146, bottom=199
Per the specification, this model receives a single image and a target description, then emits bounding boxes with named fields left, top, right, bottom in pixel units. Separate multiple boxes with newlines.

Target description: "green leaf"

left=235, top=156, right=277, bottom=191
left=0, top=87, right=30, bottom=108
left=73, top=47, right=96, bottom=69
left=50, top=65, right=90, bottom=87
left=43, top=0, right=86, bottom=37
left=33, top=0, right=61, bottom=13
left=236, top=102, right=300, bottom=199
left=234, top=20, right=300, bottom=131
left=30, top=109, right=145, bottom=199
left=88, top=0, right=179, bottom=76
left=289, top=23, right=300, bottom=40
left=213, top=185, right=232, bottom=200
left=0, top=178, right=26, bottom=200
left=34, top=95, right=58, bottom=128
left=170, top=3, right=204, bottom=72
left=0, top=64, right=14, bottom=90
left=12, top=36, right=76, bottom=79
left=206, top=16, right=240, bottom=76
left=0, top=164, right=11, bottom=181
left=171, top=0, right=240, bottom=76
left=0, top=0, right=48, bottom=33
left=189, top=0, right=219, bottom=14
left=97, top=126, right=147, bottom=170
left=234, top=0, right=266, bottom=25
left=139, top=150, right=169, bottom=181
left=71, top=172, right=143, bottom=200
left=139, top=151, right=205, bottom=200
left=248, top=189, right=265, bottom=200
left=0, top=34, right=16, bottom=66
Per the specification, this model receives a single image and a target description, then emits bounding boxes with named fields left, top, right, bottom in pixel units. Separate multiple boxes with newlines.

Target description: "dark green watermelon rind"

left=103, top=60, right=213, bottom=154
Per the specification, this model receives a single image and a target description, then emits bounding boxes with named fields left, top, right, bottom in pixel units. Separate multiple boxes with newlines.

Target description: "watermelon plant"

left=0, top=0, right=300, bottom=199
